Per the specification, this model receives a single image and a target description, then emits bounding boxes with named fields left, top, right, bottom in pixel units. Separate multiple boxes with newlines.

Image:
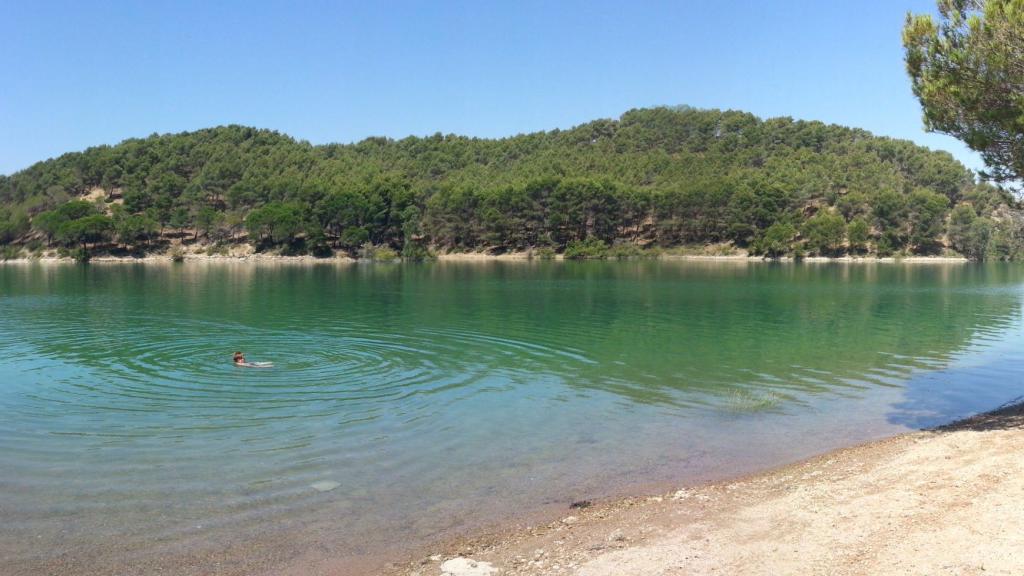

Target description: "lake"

left=2, top=260, right=1023, bottom=575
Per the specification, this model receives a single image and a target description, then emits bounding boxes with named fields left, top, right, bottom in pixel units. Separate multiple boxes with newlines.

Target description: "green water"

left=2, top=261, right=1023, bottom=575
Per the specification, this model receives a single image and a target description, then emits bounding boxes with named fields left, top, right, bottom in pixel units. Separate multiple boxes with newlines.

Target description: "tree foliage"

left=847, top=218, right=871, bottom=253
left=904, top=0, right=1024, bottom=185
left=757, top=222, right=799, bottom=258
left=0, top=107, right=1020, bottom=259
left=802, top=210, right=847, bottom=255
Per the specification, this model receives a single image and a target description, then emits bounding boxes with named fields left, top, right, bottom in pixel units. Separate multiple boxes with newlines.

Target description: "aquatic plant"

left=724, top=390, right=785, bottom=413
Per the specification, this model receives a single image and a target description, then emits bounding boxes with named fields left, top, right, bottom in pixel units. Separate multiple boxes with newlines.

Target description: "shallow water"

left=2, top=261, right=1023, bottom=574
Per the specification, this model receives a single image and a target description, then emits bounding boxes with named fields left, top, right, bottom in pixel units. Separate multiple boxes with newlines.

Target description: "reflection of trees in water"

left=410, top=261, right=1024, bottom=409
left=3, top=262, right=1023, bottom=413
left=553, top=262, right=1024, bottom=408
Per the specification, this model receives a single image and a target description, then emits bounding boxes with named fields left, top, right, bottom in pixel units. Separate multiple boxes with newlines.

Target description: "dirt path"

left=395, top=404, right=1024, bottom=576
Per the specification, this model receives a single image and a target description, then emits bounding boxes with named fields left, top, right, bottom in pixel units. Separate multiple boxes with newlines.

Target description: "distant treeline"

left=0, top=106, right=1021, bottom=260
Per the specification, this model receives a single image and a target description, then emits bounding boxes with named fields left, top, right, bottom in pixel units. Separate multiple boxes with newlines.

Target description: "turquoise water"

left=2, top=261, right=1023, bottom=575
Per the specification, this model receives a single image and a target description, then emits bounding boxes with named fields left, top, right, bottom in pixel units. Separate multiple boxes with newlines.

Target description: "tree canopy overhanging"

left=0, top=106, right=1022, bottom=260
left=904, top=0, right=1024, bottom=186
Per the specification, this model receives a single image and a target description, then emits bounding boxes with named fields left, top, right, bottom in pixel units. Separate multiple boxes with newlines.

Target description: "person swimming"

left=233, top=351, right=273, bottom=368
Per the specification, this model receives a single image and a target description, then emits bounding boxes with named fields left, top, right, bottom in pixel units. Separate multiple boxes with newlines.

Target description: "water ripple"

left=3, top=261, right=1024, bottom=575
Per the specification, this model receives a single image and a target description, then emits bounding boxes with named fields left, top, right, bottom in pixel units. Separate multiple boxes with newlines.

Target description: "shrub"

left=607, top=242, right=645, bottom=259
left=533, top=246, right=557, bottom=260
left=563, top=238, right=608, bottom=259
left=402, top=242, right=434, bottom=261
left=374, top=246, right=400, bottom=261
left=754, top=223, right=797, bottom=258
left=661, top=244, right=735, bottom=257
left=340, top=227, right=370, bottom=249
left=704, top=243, right=737, bottom=256
left=1, top=245, right=21, bottom=260
left=846, top=219, right=870, bottom=253
left=278, top=241, right=307, bottom=257
left=359, top=242, right=399, bottom=261
left=802, top=211, right=846, bottom=255
left=309, top=242, right=334, bottom=258
left=170, top=246, right=185, bottom=262
left=205, top=243, right=230, bottom=256
left=947, top=203, right=978, bottom=254
left=304, top=228, right=333, bottom=258
left=876, top=232, right=898, bottom=257
left=69, top=247, right=91, bottom=263
left=963, top=218, right=994, bottom=260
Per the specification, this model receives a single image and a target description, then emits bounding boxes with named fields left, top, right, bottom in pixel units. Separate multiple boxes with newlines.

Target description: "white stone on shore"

left=439, top=557, right=497, bottom=576
left=310, top=480, right=340, bottom=492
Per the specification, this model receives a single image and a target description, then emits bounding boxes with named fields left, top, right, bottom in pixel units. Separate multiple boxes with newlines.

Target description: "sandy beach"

left=0, top=250, right=970, bottom=265
left=391, top=402, right=1024, bottom=576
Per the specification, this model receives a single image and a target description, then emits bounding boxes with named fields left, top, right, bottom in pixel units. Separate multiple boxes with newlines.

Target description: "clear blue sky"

left=0, top=0, right=981, bottom=176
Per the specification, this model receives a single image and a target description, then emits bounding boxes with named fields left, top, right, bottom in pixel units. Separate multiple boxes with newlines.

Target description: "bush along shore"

left=2, top=107, right=1022, bottom=263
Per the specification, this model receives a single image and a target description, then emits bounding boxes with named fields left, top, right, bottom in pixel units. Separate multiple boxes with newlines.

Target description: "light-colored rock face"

left=439, top=557, right=498, bottom=576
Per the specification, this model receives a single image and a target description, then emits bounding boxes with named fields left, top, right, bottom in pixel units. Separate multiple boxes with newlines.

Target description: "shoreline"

left=0, top=251, right=971, bottom=265
left=384, top=401, right=1024, bottom=576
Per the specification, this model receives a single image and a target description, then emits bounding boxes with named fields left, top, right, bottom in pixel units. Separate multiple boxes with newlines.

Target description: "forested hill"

left=1, top=106, right=1021, bottom=260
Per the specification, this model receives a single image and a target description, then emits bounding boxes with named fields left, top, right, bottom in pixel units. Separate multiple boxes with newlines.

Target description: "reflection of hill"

left=2, top=261, right=1022, bottom=416
left=534, top=262, right=1024, bottom=409
left=397, top=261, right=1024, bottom=409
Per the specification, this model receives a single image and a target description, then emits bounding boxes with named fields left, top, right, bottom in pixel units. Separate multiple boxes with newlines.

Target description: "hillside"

left=0, top=106, right=1020, bottom=260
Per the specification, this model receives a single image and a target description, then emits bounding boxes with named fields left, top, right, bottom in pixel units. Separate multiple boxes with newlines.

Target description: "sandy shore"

left=436, top=253, right=969, bottom=264
left=0, top=252, right=969, bottom=265
left=0, top=253, right=358, bottom=264
left=392, top=402, right=1024, bottom=576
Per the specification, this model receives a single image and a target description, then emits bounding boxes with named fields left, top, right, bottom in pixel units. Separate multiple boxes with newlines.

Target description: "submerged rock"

left=310, top=480, right=340, bottom=492
left=439, top=557, right=497, bottom=576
